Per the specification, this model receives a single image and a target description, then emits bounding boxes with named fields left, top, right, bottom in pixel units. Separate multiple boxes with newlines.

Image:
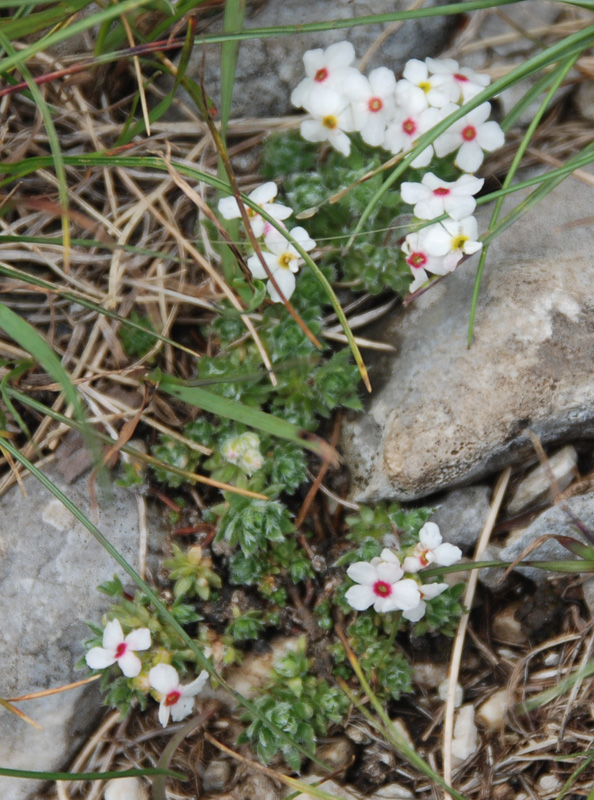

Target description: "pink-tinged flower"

left=86, top=619, right=151, bottom=678
left=218, top=182, right=292, bottom=239
left=401, top=232, right=449, bottom=292
left=300, top=87, right=355, bottom=156
left=401, top=173, right=484, bottom=221
left=291, top=41, right=359, bottom=109
left=434, top=103, right=505, bottom=173
left=425, top=57, right=490, bottom=103
left=383, top=92, right=442, bottom=167
left=346, top=549, right=421, bottom=613
left=345, top=67, right=396, bottom=146
left=418, top=216, right=482, bottom=271
left=402, top=582, right=450, bottom=622
left=247, top=226, right=316, bottom=302
left=396, top=59, right=459, bottom=109
left=402, top=522, right=462, bottom=574
left=149, top=663, right=209, bottom=727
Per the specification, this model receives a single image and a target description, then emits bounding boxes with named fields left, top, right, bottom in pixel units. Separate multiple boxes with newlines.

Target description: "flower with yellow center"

left=300, top=86, right=355, bottom=156
left=217, top=182, right=292, bottom=238
left=395, top=58, right=459, bottom=109
left=417, top=215, right=482, bottom=272
left=246, top=226, right=316, bottom=303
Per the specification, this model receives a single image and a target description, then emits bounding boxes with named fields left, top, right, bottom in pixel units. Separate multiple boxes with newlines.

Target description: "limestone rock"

left=431, top=486, right=491, bottom=550
left=343, top=173, right=594, bottom=502
left=177, top=0, right=457, bottom=120
left=0, top=467, right=161, bottom=800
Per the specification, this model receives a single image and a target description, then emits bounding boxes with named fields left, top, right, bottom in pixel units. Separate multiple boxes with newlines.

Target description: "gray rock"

left=431, top=486, right=491, bottom=550
left=202, top=759, right=232, bottom=793
left=507, top=445, right=577, bottom=515
left=0, top=467, right=160, bottom=800
left=177, top=0, right=457, bottom=119
left=495, top=494, right=594, bottom=584
left=343, top=171, right=594, bottom=502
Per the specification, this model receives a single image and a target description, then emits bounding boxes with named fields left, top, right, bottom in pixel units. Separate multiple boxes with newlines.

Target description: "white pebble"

left=477, top=689, right=507, bottom=729
left=451, top=705, right=478, bottom=765
left=104, top=777, right=148, bottom=800
left=438, top=678, right=463, bottom=707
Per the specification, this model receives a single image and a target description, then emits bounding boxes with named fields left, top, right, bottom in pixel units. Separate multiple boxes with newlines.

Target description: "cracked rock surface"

left=342, top=172, right=594, bottom=502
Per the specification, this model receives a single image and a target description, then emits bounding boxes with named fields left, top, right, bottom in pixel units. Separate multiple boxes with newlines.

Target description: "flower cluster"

left=217, top=181, right=317, bottom=303
left=221, top=431, right=264, bottom=474
left=86, top=619, right=210, bottom=726
left=345, top=522, right=461, bottom=622
left=291, top=43, right=505, bottom=291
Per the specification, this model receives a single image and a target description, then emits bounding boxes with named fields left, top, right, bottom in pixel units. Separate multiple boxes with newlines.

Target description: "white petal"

left=403, top=58, right=428, bottom=84
left=303, top=48, right=324, bottom=79
left=267, top=269, right=296, bottom=303
left=86, top=647, right=116, bottom=671
left=217, top=196, right=240, bottom=220
left=393, top=579, right=422, bottom=610
left=247, top=252, right=276, bottom=280
left=343, top=71, right=371, bottom=102
left=379, top=548, right=400, bottom=564
left=419, top=522, right=442, bottom=549
left=103, top=619, right=124, bottom=651
left=250, top=182, right=277, bottom=205
left=347, top=561, right=378, bottom=585
left=328, top=128, right=351, bottom=156
left=345, top=584, right=375, bottom=611
left=158, top=700, right=171, bottom=727
left=369, top=67, right=396, bottom=96
left=291, top=78, right=310, bottom=109
left=401, top=182, right=430, bottom=205
left=325, top=41, right=356, bottom=69
left=402, top=601, right=426, bottom=622
left=421, top=582, right=449, bottom=600
left=434, top=131, right=460, bottom=158
left=117, top=650, right=142, bottom=678
left=410, top=146, right=433, bottom=169
left=307, top=87, right=344, bottom=117
left=402, top=555, right=422, bottom=573
left=300, top=119, right=326, bottom=144
left=376, top=561, right=404, bottom=584
left=434, top=543, right=463, bottom=566
left=290, top=226, right=316, bottom=251
left=476, top=120, right=505, bottom=152
left=443, top=195, right=476, bottom=220
left=125, top=628, right=151, bottom=652
left=261, top=201, right=293, bottom=221
left=419, top=224, right=451, bottom=257
left=149, top=663, right=180, bottom=695
left=415, top=196, right=446, bottom=220
left=361, top=116, right=387, bottom=147
left=181, top=670, right=210, bottom=698
left=455, top=141, right=484, bottom=173
left=453, top=174, right=484, bottom=195
left=408, top=267, right=429, bottom=293
left=170, top=695, right=195, bottom=722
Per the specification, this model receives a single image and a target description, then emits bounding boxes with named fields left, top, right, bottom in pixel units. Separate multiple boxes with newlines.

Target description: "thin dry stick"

left=442, top=466, right=511, bottom=798
left=121, top=13, right=151, bottom=137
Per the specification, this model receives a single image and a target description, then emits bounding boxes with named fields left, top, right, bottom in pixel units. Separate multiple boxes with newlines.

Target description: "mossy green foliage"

left=118, top=311, right=156, bottom=358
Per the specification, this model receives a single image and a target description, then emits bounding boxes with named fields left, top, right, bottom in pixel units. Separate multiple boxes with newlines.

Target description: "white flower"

left=346, top=549, right=421, bottom=613
left=218, top=182, right=292, bottom=238
left=402, top=582, right=450, bottom=622
left=402, top=522, right=462, bottom=573
left=418, top=216, right=482, bottom=271
left=396, top=58, right=459, bottom=109
left=85, top=619, right=151, bottom=678
left=291, top=41, right=359, bottom=109
left=149, top=663, right=209, bottom=727
left=222, top=431, right=264, bottom=474
left=401, top=173, right=484, bottom=221
left=345, top=67, right=396, bottom=146
left=434, top=102, right=505, bottom=173
left=383, top=92, right=442, bottom=167
left=247, top=225, right=316, bottom=302
left=401, top=231, right=449, bottom=292
left=425, top=57, right=490, bottom=103
left=300, top=87, right=355, bottom=156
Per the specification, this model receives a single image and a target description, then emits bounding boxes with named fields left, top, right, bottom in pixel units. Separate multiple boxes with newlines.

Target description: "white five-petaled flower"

left=291, top=41, right=359, bottom=110
left=396, top=58, right=459, bottom=109
left=401, top=173, right=484, bottom=221
left=247, top=225, right=316, bottom=302
left=402, top=522, right=462, bottom=574
left=418, top=215, right=482, bottom=272
left=148, top=663, right=210, bottom=727
left=383, top=92, right=441, bottom=168
left=425, top=57, right=490, bottom=104
left=346, top=549, right=421, bottom=613
left=85, top=619, right=151, bottom=678
left=434, top=102, right=505, bottom=173
left=402, top=582, right=450, bottom=622
left=345, top=67, right=397, bottom=147
left=401, top=231, right=448, bottom=293
left=300, top=87, right=356, bottom=156
left=217, top=182, right=292, bottom=239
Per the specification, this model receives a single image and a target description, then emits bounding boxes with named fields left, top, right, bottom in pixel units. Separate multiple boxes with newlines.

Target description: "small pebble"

left=492, top=604, right=527, bottom=645
left=202, top=759, right=231, bottom=792
left=438, top=679, right=463, bottom=708
left=104, top=777, right=148, bottom=800
left=451, top=705, right=478, bottom=765
left=370, top=783, right=414, bottom=799
left=477, top=689, right=507, bottom=730
left=316, top=738, right=355, bottom=770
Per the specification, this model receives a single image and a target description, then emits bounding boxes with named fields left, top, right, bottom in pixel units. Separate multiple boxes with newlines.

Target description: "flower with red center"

left=85, top=619, right=151, bottom=678
left=345, top=549, right=421, bottom=613
left=148, top=663, right=209, bottom=727
left=396, top=58, right=459, bottom=108
left=401, top=173, right=484, bottom=220
left=434, top=103, right=504, bottom=172
left=402, top=522, right=462, bottom=574
left=417, top=215, right=482, bottom=271
left=402, top=582, right=450, bottom=622
left=344, top=67, right=396, bottom=146
left=425, top=57, right=490, bottom=103
left=218, top=182, right=292, bottom=239
left=401, top=231, right=449, bottom=292
left=384, top=92, right=441, bottom=167
left=291, top=41, right=358, bottom=110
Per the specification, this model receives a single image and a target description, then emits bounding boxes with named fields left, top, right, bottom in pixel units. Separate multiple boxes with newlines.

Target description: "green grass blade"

left=0, top=767, right=186, bottom=781
left=467, top=52, right=580, bottom=345
left=220, top=0, right=246, bottom=138
left=152, top=370, right=337, bottom=461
